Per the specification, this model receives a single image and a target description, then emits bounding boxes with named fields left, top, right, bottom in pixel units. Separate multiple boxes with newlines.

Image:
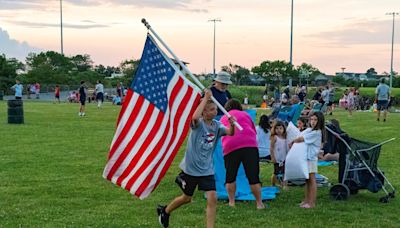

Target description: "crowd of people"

left=8, top=71, right=394, bottom=228
left=156, top=72, right=394, bottom=228
left=157, top=72, right=328, bottom=228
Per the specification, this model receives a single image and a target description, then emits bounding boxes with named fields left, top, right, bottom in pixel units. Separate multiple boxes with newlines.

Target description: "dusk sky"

left=0, top=0, right=399, bottom=75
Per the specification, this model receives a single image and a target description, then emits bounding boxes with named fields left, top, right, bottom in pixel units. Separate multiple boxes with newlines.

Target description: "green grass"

left=1, top=101, right=399, bottom=227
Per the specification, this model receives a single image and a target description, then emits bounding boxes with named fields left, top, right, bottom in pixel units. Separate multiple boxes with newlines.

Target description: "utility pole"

left=208, top=19, right=221, bottom=77
left=60, top=0, right=64, bottom=55
left=290, top=0, right=294, bottom=65
left=386, top=12, right=399, bottom=88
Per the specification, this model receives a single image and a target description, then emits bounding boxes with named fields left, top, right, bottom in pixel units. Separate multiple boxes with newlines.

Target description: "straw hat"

left=214, top=71, right=232, bottom=84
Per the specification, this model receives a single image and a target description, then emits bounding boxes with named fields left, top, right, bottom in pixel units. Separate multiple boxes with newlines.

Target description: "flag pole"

left=141, top=18, right=243, bottom=131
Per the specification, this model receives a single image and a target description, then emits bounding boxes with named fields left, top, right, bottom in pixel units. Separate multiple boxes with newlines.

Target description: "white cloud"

left=0, top=27, right=42, bottom=61
left=5, top=20, right=109, bottom=29
left=308, top=19, right=400, bottom=47
left=0, top=0, right=209, bottom=12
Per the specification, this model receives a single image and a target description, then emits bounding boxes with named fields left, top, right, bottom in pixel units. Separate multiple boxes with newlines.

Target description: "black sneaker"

left=157, top=205, right=169, bottom=228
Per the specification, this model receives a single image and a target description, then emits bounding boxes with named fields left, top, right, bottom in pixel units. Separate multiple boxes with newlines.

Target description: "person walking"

left=78, top=81, right=87, bottom=116
left=375, top=78, right=390, bottom=122
left=95, top=80, right=104, bottom=108
left=157, top=89, right=235, bottom=228
left=54, top=85, right=60, bottom=103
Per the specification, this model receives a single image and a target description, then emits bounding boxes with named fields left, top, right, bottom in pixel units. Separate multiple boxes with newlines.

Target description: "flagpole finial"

left=142, top=18, right=150, bottom=29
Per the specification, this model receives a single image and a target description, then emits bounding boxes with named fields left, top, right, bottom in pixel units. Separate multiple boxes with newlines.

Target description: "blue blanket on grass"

left=213, top=110, right=279, bottom=201
left=318, top=161, right=336, bottom=166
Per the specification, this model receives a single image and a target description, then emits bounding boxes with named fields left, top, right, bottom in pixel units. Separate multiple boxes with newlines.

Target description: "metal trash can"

left=7, top=99, right=24, bottom=124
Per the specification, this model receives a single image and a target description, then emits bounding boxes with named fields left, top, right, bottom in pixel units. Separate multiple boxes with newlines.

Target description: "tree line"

left=0, top=52, right=138, bottom=93
left=1, top=51, right=399, bottom=94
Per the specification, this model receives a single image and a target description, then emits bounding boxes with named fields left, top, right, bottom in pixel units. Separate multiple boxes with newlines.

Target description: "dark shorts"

left=327, top=101, right=333, bottom=106
left=175, top=172, right=216, bottom=197
left=15, top=96, right=22, bottom=100
left=96, top=92, right=104, bottom=102
left=377, top=100, right=388, bottom=110
left=273, top=162, right=285, bottom=176
left=55, top=95, right=60, bottom=99
left=80, top=97, right=86, bottom=105
left=224, top=147, right=261, bottom=185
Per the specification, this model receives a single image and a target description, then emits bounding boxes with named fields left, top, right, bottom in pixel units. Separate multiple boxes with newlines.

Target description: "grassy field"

left=0, top=101, right=399, bottom=227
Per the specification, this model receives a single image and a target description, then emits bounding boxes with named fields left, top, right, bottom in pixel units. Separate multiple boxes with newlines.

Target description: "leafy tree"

left=120, top=59, right=139, bottom=77
left=0, top=54, right=24, bottom=92
left=221, top=63, right=250, bottom=85
left=71, top=54, right=93, bottom=72
left=251, top=60, right=296, bottom=85
left=366, top=67, right=377, bottom=75
left=332, top=76, right=346, bottom=85
left=296, top=63, right=322, bottom=84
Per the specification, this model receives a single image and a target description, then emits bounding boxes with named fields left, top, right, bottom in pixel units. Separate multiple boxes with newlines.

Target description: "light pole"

left=386, top=12, right=399, bottom=88
left=290, top=0, right=294, bottom=65
left=60, top=0, right=64, bottom=55
left=208, top=19, right=221, bottom=77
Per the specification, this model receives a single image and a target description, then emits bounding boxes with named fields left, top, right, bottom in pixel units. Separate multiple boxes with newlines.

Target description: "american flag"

left=103, top=35, right=201, bottom=199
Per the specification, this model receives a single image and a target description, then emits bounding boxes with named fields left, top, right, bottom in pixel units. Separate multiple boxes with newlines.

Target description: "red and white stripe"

left=103, top=74, right=200, bottom=199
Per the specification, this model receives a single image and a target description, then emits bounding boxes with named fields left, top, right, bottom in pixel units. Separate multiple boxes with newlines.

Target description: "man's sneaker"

left=157, top=205, right=169, bottom=228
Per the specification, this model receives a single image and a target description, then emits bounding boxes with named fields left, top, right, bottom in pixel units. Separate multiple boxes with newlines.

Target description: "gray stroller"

left=325, top=124, right=396, bottom=203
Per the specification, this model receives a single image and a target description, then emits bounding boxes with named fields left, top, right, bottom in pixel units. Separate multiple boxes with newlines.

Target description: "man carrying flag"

left=157, top=89, right=235, bottom=228
left=103, top=34, right=202, bottom=199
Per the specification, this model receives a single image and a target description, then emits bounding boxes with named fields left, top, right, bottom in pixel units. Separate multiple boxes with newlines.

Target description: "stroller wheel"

left=330, top=184, right=350, bottom=201
left=344, top=180, right=359, bottom=195
left=388, top=192, right=395, bottom=199
left=379, top=196, right=389, bottom=203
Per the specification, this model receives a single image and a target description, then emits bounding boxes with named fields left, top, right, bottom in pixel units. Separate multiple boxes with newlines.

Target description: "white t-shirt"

left=256, top=126, right=270, bottom=158
left=95, top=83, right=104, bottom=94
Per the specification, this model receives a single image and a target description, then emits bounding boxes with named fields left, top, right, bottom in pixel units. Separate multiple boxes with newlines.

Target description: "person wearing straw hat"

left=210, top=71, right=233, bottom=116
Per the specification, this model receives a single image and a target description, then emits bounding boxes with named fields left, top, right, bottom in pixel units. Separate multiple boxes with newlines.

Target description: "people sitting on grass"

left=276, top=95, right=301, bottom=122
left=112, top=95, right=122, bottom=105
left=318, top=119, right=340, bottom=162
left=157, top=89, right=235, bottom=228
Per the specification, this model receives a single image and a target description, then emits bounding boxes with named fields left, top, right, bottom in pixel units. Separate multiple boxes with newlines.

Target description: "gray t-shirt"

left=376, top=83, right=390, bottom=101
left=321, top=89, right=330, bottom=103
left=179, top=119, right=226, bottom=176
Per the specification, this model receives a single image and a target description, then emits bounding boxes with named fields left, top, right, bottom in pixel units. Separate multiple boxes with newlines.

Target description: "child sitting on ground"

left=157, top=89, right=235, bottom=228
